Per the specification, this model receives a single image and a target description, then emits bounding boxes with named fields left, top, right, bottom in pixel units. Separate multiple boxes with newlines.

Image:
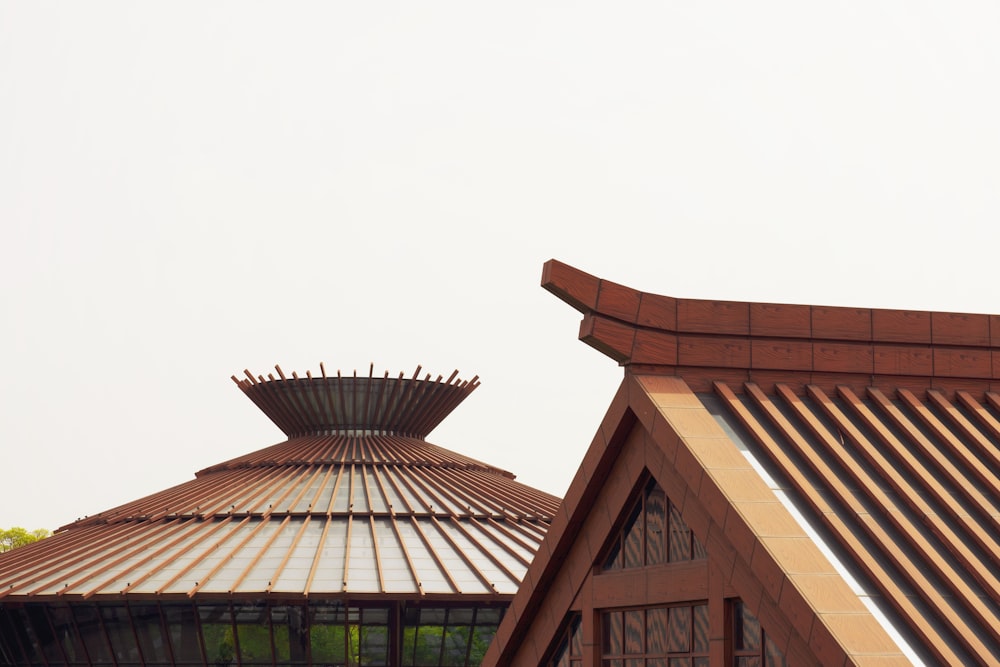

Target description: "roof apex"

left=487, top=373, right=910, bottom=666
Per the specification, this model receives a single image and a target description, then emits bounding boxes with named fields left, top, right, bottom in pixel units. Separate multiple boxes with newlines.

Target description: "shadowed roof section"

left=491, top=260, right=1000, bottom=666
left=234, top=364, right=480, bottom=438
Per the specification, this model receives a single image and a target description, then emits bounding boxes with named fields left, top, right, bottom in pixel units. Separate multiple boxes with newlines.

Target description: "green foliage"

left=0, top=527, right=50, bottom=552
left=201, top=623, right=235, bottom=666
left=311, top=623, right=350, bottom=664
left=401, top=623, right=494, bottom=667
left=237, top=623, right=272, bottom=662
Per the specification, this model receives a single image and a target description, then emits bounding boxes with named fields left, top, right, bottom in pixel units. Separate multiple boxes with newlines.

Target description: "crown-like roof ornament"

left=233, top=364, right=480, bottom=439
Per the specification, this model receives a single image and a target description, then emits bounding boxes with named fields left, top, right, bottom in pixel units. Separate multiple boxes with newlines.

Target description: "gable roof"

left=485, top=260, right=1000, bottom=666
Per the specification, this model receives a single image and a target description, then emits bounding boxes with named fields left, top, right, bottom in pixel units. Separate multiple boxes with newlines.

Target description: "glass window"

left=623, top=610, right=644, bottom=655
left=667, top=606, right=691, bottom=653
left=24, top=604, right=62, bottom=664
left=199, top=603, right=236, bottom=666
left=233, top=602, right=272, bottom=664
left=622, top=506, right=644, bottom=569
left=0, top=607, right=29, bottom=665
left=358, top=608, right=390, bottom=667
left=162, top=602, right=202, bottom=665
left=309, top=602, right=347, bottom=665
left=406, top=608, right=444, bottom=667
left=732, top=600, right=785, bottom=667
left=668, top=505, right=692, bottom=562
left=0, top=599, right=510, bottom=667
left=733, top=601, right=760, bottom=652
left=13, top=605, right=49, bottom=666
left=603, top=479, right=706, bottom=571
left=645, top=488, right=666, bottom=565
left=602, top=604, right=708, bottom=667
left=101, top=605, right=143, bottom=664
left=271, top=604, right=308, bottom=664
left=402, top=605, right=502, bottom=667
left=51, top=603, right=89, bottom=664
left=129, top=603, right=171, bottom=665
left=646, top=608, right=667, bottom=654
left=545, top=613, right=582, bottom=667
left=470, top=606, right=503, bottom=666
left=72, top=604, right=115, bottom=664
left=603, top=610, right=623, bottom=657
left=692, top=604, right=709, bottom=654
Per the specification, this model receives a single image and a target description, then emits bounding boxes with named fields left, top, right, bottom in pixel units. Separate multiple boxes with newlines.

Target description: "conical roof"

left=0, top=367, right=559, bottom=602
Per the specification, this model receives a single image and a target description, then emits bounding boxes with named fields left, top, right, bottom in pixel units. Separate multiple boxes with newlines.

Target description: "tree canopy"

left=0, top=527, right=50, bottom=552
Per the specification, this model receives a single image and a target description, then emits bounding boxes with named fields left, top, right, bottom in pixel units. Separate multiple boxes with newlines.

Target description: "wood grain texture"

left=540, top=258, right=600, bottom=313
left=678, top=334, right=750, bottom=368
left=636, top=292, right=677, bottom=330
left=751, top=302, right=811, bottom=338
left=873, top=344, right=933, bottom=376
left=811, top=306, right=871, bottom=341
left=933, top=347, right=992, bottom=378
left=813, top=342, right=874, bottom=374
left=596, top=279, right=642, bottom=322
left=872, top=308, right=932, bottom=344
left=677, top=298, right=750, bottom=335
left=579, top=314, right=634, bottom=363
left=932, top=311, right=990, bottom=346
left=751, top=339, right=813, bottom=371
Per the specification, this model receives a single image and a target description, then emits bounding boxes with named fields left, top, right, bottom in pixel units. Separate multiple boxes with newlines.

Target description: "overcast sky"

left=3, top=2, right=1000, bottom=532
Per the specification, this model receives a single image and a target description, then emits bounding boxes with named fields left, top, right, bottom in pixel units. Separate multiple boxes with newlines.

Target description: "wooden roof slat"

left=955, top=390, right=1000, bottom=464
left=813, top=385, right=1000, bottom=601
left=70, top=520, right=191, bottom=598
left=725, top=382, right=968, bottom=665
left=776, top=384, right=1000, bottom=651
left=265, top=515, right=312, bottom=594
left=341, top=514, right=354, bottom=593
left=302, top=516, right=334, bottom=597
left=153, top=515, right=250, bottom=595
left=836, top=386, right=1000, bottom=572
left=369, top=516, right=386, bottom=593
left=407, top=516, right=461, bottom=594
left=7, top=523, right=147, bottom=598
left=869, top=388, right=1000, bottom=535
left=185, top=515, right=272, bottom=595
left=228, top=515, right=293, bottom=593
left=927, top=389, right=1000, bottom=471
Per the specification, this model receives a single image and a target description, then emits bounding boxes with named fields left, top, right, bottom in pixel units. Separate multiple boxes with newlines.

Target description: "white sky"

left=2, top=2, right=999, bottom=532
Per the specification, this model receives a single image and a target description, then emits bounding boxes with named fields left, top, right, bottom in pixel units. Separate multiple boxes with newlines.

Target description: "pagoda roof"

left=0, top=368, right=558, bottom=602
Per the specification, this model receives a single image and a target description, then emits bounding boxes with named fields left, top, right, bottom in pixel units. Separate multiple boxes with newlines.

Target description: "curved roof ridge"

left=542, top=258, right=1000, bottom=395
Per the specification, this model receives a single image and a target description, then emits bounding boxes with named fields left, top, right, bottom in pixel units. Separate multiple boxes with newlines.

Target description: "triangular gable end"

left=485, top=372, right=908, bottom=667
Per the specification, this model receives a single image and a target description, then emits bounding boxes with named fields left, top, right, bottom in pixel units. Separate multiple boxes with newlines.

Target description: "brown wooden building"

left=485, top=260, right=1000, bottom=667
left=0, top=368, right=559, bottom=666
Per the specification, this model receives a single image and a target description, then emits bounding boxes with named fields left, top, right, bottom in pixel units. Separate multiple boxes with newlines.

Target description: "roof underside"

left=234, top=366, right=479, bottom=438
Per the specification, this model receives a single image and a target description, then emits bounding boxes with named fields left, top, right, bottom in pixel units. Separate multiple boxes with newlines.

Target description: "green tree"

left=0, top=527, right=50, bottom=552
